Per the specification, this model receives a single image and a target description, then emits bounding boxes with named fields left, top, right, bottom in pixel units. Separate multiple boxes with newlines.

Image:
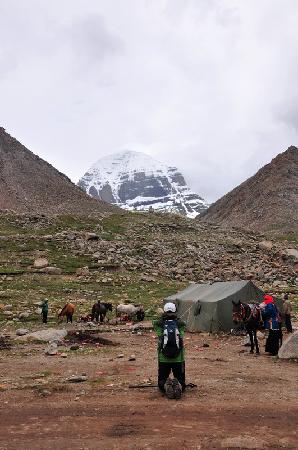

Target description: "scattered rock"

left=42, top=267, right=62, bottom=275
left=117, top=354, right=124, bottom=358
left=140, top=275, right=156, bottom=282
left=67, top=375, right=88, bottom=383
left=3, top=304, right=13, bottom=311
left=278, top=330, right=298, bottom=359
left=129, top=354, right=136, bottom=361
left=34, top=258, right=49, bottom=269
left=44, top=342, right=58, bottom=356
left=60, top=352, right=68, bottom=358
left=39, top=389, right=52, bottom=397
left=285, top=248, right=298, bottom=260
left=18, top=312, right=30, bottom=319
left=18, top=328, right=67, bottom=342
left=258, top=240, right=273, bottom=251
left=16, top=328, right=29, bottom=336
left=76, top=267, right=90, bottom=277
left=131, top=321, right=153, bottom=331
left=86, top=232, right=99, bottom=241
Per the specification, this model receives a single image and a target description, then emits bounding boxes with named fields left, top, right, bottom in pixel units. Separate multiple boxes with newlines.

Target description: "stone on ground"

left=258, top=240, right=273, bottom=251
left=16, top=328, right=29, bottom=336
left=67, top=375, right=88, bottom=383
left=18, top=328, right=67, bottom=342
left=42, top=266, right=62, bottom=275
left=278, top=330, right=298, bottom=359
left=34, top=258, right=49, bottom=269
left=285, top=248, right=298, bottom=259
left=44, top=342, right=58, bottom=356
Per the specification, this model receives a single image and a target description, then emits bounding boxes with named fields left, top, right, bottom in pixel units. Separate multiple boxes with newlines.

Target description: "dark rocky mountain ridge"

left=0, top=127, right=117, bottom=216
left=200, top=146, right=298, bottom=233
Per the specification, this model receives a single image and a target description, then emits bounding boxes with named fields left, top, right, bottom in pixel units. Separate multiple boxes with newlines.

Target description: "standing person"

left=153, top=302, right=186, bottom=399
left=41, top=299, right=48, bottom=324
left=283, top=294, right=293, bottom=333
left=261, top=295, right=280, bottom=356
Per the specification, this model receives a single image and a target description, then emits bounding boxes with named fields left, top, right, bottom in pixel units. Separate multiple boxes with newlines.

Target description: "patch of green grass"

left=275, top=233, right=298, bottom=244
left=21, top=370, right=53, bottom=380
left=0, top=267, right=24, bottom=274
left=47, top=254, right=91, bottom=274
left=89, top=377, right=106, bottom=386
left=101, top=214, right=127, bottom=235
left=53, top=215, right=99, bottom=232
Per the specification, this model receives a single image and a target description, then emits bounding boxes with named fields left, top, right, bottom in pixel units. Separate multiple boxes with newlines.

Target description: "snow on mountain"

left=78, top=150, right=208, bottom=217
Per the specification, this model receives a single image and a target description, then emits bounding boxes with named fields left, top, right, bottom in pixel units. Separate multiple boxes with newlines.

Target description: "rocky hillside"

left=78, top=150, right=208, bottom=218
left=0, top=211, right=297, bottom=347
left=0, top=127, right=117, bottom=216
left=200, top=146, right=298, bottom=233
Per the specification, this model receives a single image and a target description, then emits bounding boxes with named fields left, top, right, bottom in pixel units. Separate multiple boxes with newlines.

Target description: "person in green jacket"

left=153, top=302, right=186, bottom=398
left=41, top=299, right=48, bottom=324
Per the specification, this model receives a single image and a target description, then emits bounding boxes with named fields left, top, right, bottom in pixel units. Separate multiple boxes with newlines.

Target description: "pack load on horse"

left=91, top=301, right=113, bottom=323
left=116, top=303, right=145, bottom=322
left=232, top=300, right=263, bottom=354
left=58, top=303, right=75, bottom=323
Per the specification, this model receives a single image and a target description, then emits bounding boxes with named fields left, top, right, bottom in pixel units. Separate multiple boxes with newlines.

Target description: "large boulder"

left=44, top=342, right=58, bottom=356
left=42, top=267, right=62, bottom=275
left=16, top=328, right=29, bottom=336
left=34, top=258, right=49, bottom=269
left=17, top=328, right=67, bottom=342
left=285, top=248, right=298, bottom=260
left=278, top=330, right=298, bottom=359
left=258, top=240, right=273, bottom=251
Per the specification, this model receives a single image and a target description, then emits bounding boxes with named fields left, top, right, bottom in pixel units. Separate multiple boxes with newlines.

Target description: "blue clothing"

left=262, top=303, right=279, bottom=330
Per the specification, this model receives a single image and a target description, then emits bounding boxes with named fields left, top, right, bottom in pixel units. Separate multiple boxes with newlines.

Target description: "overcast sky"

left=1, top=0, right=298, bottom=202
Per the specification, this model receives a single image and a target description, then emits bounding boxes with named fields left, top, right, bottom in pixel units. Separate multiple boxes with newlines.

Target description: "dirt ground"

left=0, top=325, right=297, bottom=450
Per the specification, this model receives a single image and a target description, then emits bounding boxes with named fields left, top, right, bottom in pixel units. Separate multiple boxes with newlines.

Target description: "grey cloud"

left=62, top=14, right=124, bottom=75
left=0, top=0, right=298, bottom=203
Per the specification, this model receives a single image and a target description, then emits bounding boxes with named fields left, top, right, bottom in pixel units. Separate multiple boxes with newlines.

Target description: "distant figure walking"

left=283, top=294, right=293, bottom=333
left=41, top=299, right=48, bottom=324
left=58, top=303, right=75, bottom=323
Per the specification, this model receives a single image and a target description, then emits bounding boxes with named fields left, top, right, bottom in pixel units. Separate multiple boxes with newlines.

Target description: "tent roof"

left=166, top=280, right=252, bottom=303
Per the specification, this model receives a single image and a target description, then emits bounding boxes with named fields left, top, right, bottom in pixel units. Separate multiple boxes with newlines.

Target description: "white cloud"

left=0, top=0, right=297, bottom=202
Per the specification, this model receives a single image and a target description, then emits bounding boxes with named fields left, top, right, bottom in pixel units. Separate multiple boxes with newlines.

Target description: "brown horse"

left=58, top=303, right=75, bottom=323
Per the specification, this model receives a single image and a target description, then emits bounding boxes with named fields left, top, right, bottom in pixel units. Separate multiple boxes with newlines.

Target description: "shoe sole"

left=165, top=380, right=175, bottom=399
left=172, top=378, right=182, bottom=399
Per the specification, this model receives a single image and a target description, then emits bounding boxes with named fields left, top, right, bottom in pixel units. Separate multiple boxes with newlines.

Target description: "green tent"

left=164, top=280, right=264, bottom=332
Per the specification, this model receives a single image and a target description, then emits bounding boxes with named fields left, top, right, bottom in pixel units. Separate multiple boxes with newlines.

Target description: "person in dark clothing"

left=283, top=294, right=293, bottom=333
left=41, top=299, right=49, bottom=324
left=153, top=302, right=186, bottom=398
left=261, top=295, right=280, bottom=356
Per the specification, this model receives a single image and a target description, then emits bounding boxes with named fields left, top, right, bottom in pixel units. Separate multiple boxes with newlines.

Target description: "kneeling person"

left=153, top=302, right=186, bottom=398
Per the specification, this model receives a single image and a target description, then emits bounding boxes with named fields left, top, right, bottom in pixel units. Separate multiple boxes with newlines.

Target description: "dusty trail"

left=0, top=330, right=297, bottom=449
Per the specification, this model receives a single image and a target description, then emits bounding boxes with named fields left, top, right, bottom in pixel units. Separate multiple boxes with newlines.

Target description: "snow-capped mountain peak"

left=78, top=150, right=208, bottom=217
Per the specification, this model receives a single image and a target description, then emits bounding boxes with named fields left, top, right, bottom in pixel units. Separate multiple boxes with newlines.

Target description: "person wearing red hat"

left=261, top=295, right=280, bottom=355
